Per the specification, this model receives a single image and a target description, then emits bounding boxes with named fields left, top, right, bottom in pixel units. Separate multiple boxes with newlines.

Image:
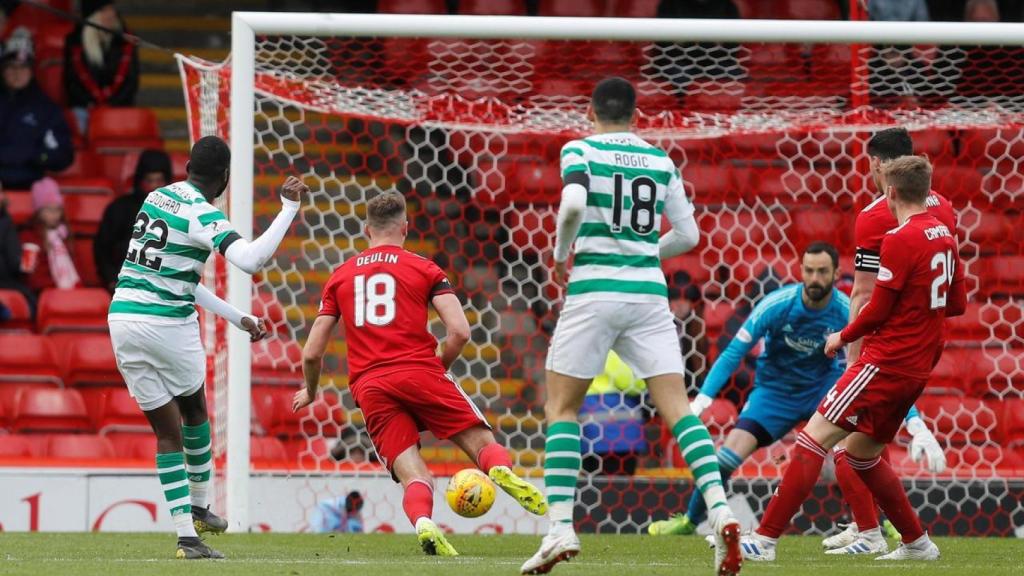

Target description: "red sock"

left=847, top=453, right=924, bottom=543
left=403, top=479, right=434, bottom=527
left=757, top=431, right=828, bottom=539
left=833, top=448, right=880, bottom=531
left=476, top=442, right=513, bottom=473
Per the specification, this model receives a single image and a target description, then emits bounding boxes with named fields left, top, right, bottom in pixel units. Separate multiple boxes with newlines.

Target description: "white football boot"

left=824, top=528, right=889, bottom=555
left=875, top=534, right=940, bottom=561
left=709, top=508, right=743, bottom=575
left=520, top=529, right=581, bottom=574
left=738, top=533, right=776, bottom=562
left=821, top=522, right=859, bottom=550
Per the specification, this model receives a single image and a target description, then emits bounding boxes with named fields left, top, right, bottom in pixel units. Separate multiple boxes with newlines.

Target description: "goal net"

left=178, top=14, right=1024, bottom=536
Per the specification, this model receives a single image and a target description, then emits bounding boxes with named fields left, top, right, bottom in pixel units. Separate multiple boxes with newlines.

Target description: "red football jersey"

left=854, top=191, right=956, bottom=274
left=318, top=245, right=455, bottom=387
left=859, top=213, right=964, bottom=378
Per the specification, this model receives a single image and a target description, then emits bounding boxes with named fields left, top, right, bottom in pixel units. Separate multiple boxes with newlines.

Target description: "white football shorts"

left=545, top=299, right=685, bottom=379
left=109, top=319, right=205, bottom=411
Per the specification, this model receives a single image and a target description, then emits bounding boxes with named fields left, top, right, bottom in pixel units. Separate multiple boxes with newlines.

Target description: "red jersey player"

left=295, top=191, right=546, bottom=556
left=827, top=127, right=952, bottom=554
left=739, top=156, right=965, bottom=562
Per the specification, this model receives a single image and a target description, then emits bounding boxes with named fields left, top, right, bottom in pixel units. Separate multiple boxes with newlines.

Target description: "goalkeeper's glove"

left=690, top=393, right=713, bottom=418
left=907, top=416, right=946, bottom=474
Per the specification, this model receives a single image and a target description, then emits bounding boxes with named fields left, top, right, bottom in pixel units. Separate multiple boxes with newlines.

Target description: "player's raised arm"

left=295, top=314, right=339, bottom=411
left=194, top=284, right=267, bottom=342
left=432, top=292, right=471, bottom=370
left=221, top=176, right=308, bottom=274
left=658, top=169, right=699, bottom=259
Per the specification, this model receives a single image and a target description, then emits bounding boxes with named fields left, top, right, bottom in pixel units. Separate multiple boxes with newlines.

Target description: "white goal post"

left=220, top=12, right=1024, bottom=532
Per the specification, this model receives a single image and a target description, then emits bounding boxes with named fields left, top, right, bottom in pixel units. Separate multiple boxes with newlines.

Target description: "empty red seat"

left=538, top=0, right=605, bottom=16
left=978, top=256, right=1024, bottom=297
left=94, top=387, right=147, bottom=433
left=64, top=193, right=110, bottom=236
left=458, top=0, right=527, bottom=14
left=282, top=436, right=333, bottom=470
left=931, top=165, right=983, bottom=206
left=105, top=432, right=156, bottom=459
left=702, top=399, right=738, bottom=437
left=58, top=176, right=115, bottom=197
left=60, top=333, right=122, bottom=387
left=682, top=164, right=738, bottom=203
left=610, top=0, right=658, bottom=17
left=87, top=107, right=162, bottom=149
left=0, top=434, right=47, bottom=458
left=915, top=395, right=998, bottom=444
left=251, top=435, right=287, bottom=466
left=36, top=288, right=110, bottom=333
left=788, top=206, right=853, bottom=253
left=72, top=237, right=102, bottom=288
left=11, top=387, right=91, bottom=433
left=259, top=388, right=344, bottom=439
left=252, top=338, right=303, bottom=386
left=0, top=333, right=62, bottom=384
left=58, top=149, right=103, bottom=179
left=4, top=189, right=32, bottom=225
left=910, top=129, right=956, bottom=163
left=1000, top=399, right=1024, bottom=445
left=46, top=433, right=115, bottom=459
left=378, top=0, right=446, bottom=13
left=0, top=289, right=32, bottom=331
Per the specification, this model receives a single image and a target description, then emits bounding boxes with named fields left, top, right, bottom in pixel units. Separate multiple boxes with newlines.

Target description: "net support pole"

left=226, top=12, right=256, bottom=533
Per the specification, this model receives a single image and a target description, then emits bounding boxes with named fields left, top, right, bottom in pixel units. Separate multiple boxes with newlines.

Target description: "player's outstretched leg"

left=450, top=427, right=547, bottom=516
left=844, top=448, right=939, bottom=561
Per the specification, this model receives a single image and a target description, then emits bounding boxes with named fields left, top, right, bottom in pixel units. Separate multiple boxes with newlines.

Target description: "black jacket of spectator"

left=0, top=199, right=20, bottom=283
left=94, top=149, right=171, bottom=291
left=0, top=81, right=75, bottom=189
left=63, top=18, right=140, bottom=108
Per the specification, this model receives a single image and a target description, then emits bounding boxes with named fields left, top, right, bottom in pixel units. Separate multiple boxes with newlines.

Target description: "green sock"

left=544, top=420, right=581, bottom=528
left=673, top=415, right=728, bottom=513
left=183, top=421, right=213, bottom=510
left=156, top=452, right=197, bottom=538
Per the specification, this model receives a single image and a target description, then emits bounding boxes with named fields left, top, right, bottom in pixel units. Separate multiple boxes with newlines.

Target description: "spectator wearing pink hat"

left=18, top=177, right=81, bottom=293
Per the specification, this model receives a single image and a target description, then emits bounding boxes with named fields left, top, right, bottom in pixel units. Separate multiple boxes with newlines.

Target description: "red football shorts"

left=817, top=361, right=926, bottom=443
left=351, top=368, right=489, bottom=471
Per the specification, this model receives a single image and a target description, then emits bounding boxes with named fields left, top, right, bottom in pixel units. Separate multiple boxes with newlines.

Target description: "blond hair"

left=882, top=155, right=932, bottom=204
left=366, top=191, right=407, bottom=229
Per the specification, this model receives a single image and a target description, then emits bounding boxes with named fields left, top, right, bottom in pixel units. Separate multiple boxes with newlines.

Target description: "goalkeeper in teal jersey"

left=108, top=136, right=308, bottom=559
left=648, top=243, right=945, bottom=556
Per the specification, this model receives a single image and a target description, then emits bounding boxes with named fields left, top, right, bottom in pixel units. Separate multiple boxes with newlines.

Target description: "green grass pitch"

left=2, top=533, right=1022, bottom=576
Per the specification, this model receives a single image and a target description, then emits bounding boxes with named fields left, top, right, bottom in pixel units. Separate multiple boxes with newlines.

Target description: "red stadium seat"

left=960, top=127, right=1024, bottom=164
left=72, top=237, right=102, bottom=288
left=703, top=301, right=736, bottom=340
left=0, top=289, right=32, bottom=331
left=702, top=399, right=738, bottom=437
left=378, top=0, right=446, bottom=13
left=0, top=383, right=50, bottom=426
left=977, top=256, right=1024, bottom=297
left=94, top=387, right=148, bottom=433
left=682, top=164, right=738, bottom=204
left=87, top=107, right=162, bottom=148
left=58, top=176, right=115, bottom=197
left=64, top=192, right=111, bottom=236
left=105, top=432, right=156, bottom=459
left=959, top=209, right=1013, bottom=246
left=45, top=433, right=115, bottom=460
left=0, top=434, right=44, bottom=458
left=0, top=333, right=62, bottom=384
left=282, top=436, right=336, bottom=470
left=58, top=149, right=103, bottom=179
left=36, top=288, right=111, bottom=333
left=259, top=388, right=344, bottom=439
left=35, top=62, right=64, bottom=106
left=610, top=0, right=658, bottom=17
left=915, top=395, right=998, bottom=444
left=252, top=338, right=304, bottom=386
left=931, top=165, right=983, bottom=206
left=910, top=129, right=956, bottom=164
left=784, top=0, right=840, bottom=19
left=1000, top=399, right=1024, bottom=445
left=60, top=333, right=122, bottom=387
left=538, top=0, right=606, bottom=17
left=4, top=189, right=32, bottom=226
left=11, top=387, right=91, bottom=433
left=458, top=0, right=527, bottom=15
left=251, top=435, right=287, bottom=466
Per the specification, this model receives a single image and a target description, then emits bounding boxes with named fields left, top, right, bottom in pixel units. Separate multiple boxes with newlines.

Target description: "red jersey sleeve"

left=318, top=268, right=344, bottom=318
left=854, top=202, right=886, bottom=273
left=427, top=261, right=455, bottom=298
left=876, top=232, right=912, bottom=291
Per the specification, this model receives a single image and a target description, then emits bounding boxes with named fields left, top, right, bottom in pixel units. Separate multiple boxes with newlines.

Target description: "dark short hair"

left=883, top=155, right=932, bottom=204
left=803, top=241, right=839, bottom=269
left=188, top=136, right=230, bottom=180
left=366, top=191, right=407, bottom=228
left=592, top=77, right=636, bottom=124
left=867, top=127, right=913, bottom=161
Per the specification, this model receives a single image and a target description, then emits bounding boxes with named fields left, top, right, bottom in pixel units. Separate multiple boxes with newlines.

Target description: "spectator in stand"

left=869, top=0, right=930, bottom=20
left=0, top=28, right=74, bottom=190
left=64, top=0, right=140, bottom=133
left=0, top=180, right=35, bottom=313
left=19, top=177, right=80, bottom=293
left=94, top=149, right=171, bottom=292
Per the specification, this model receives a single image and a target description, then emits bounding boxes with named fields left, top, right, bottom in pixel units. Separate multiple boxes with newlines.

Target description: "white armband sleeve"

left=553, top=183, right=587, bottom=263
left=194, top=284, right=251, bottom=329
left=224, top=196, right=300, bottom=274
left=658, top=213, right=700, bottom=259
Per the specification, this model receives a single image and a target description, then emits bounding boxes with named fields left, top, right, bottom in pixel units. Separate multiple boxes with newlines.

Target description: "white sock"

left=906, top=532, right=931, bottom=548
left=860, top=527, right=883, bottom=540
left=548, top=501, right=573, bottom=530
left=173, top=511, right=198, bottom=538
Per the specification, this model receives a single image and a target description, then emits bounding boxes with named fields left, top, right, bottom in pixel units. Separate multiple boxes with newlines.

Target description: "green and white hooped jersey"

left=108, top=181, right=241, bottom=324
left=561, top=132, right=693, bottom=304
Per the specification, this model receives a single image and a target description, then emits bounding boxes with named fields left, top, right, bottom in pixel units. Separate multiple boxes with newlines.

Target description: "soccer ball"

left=445, top=468, right=496, bottom=518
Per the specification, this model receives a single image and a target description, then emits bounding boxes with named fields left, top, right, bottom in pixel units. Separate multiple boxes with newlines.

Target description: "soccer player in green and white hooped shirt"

left=107, top=136, right=308, bottom=559
left=520, top=78, right=743, bottom=576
